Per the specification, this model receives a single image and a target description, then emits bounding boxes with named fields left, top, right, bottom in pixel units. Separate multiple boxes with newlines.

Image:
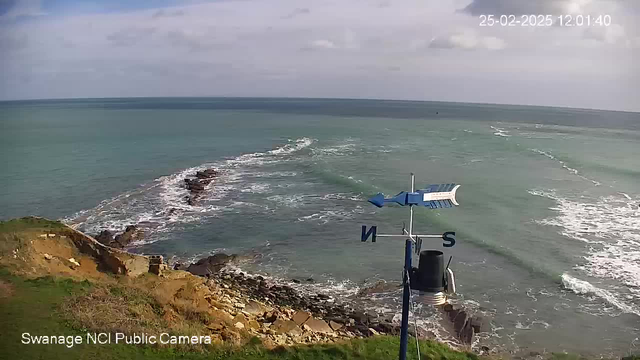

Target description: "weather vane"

left=361, top=173, right=460, bottom=360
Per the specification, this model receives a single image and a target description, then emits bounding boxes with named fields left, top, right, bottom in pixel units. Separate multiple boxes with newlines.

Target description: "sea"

left=1, top=98, right=639, bottom=357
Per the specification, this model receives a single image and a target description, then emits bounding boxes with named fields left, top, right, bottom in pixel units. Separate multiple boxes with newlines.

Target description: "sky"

left=0, top=0, right=638, bottom=111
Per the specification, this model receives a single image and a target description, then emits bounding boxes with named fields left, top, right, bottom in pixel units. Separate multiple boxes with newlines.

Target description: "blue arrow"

left=368, top=184, right=460, bottom=208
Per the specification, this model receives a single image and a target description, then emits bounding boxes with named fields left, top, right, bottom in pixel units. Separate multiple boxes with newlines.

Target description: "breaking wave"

left=62, top=137, right=315, bottom=242
left=530, top=189, right=640, bottom=316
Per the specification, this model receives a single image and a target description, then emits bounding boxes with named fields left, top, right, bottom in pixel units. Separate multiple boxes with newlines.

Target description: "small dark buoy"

left=436, top=112, right=439, bottom=115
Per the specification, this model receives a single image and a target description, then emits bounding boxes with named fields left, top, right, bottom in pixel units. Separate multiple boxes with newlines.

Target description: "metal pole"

left=399, top=238, right=412, bottom=360
left=409, top=173, right=415, bottom=239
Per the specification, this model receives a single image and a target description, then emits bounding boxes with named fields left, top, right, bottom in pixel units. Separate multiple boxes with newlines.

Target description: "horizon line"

left=0, top=95, right=638, bottom=115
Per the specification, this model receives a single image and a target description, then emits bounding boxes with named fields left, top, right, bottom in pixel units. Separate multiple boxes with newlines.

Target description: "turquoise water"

left=1, top=98, right=639, bottom=356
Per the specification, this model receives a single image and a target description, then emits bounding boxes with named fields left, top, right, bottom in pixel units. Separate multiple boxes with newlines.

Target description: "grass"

left=0, top=217, right=66, bottom=234
left=0, top=268, right=479, bottom=360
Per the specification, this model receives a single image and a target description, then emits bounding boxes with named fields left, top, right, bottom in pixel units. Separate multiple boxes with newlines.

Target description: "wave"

left=490, top=126, right=510, bottom=137
left=561, top=273, right=640, bottom=316
left=62, top=137, right=315, bottom=241
left=531, top=189, right=640, bottom=315
left=529, top=149, right=601, bottom=186
left=297, top=206, right=364, bottom=224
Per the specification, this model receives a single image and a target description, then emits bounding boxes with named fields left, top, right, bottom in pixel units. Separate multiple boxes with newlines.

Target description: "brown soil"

left=1, top=231, right=110, bottom=281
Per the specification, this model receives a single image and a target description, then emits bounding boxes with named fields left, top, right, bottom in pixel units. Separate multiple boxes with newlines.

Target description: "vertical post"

left=399, top=238, right=412, bottom=360
left=409, top=173, right=415, bottom=238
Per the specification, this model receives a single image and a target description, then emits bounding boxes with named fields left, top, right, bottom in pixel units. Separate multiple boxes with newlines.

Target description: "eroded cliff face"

left=0, top=216, right=150, bottom=279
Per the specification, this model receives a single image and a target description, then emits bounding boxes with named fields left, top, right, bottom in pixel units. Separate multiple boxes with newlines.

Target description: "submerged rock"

left=187, top=253, right=237, bottom=276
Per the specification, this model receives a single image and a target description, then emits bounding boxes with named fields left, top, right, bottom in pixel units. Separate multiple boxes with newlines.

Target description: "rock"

left=316, top=294, right=330, bottom=300
left=329, top=320, right=343, bottom=331
left=369, top=328, right=380, bottom=336
left=292, top=311, right=311, bottom=325
left=94, top=230, right=114, bottom=245
left=232, top=313, right=247, bottom=326
left=480, top=345, right=490, bottom=352
left=173, top=262, right=188, bottom=271
left=470, top=315, right=489, bottom=333
left=196, top=169, right=218, bottom=179
left=272, top=319, right=301, bottom=335
left=113, top=225, right=143, bottom=247
left=244, top=300, right=264, bottom=315
left=47, top=233, right=55, bottom=237
left=38, top=234, right=47, bottom=238
left=43, top=253, right=52, bottom=260
left=351, top=311, right=368, bottom=325
left=452, top=310, right=469, bottom=335
left=304, top=318, right=333, bottom=334
left=234, top=322, right=245, bottom=329
left=292, top=279, right=301, bottom=284
left=148, top=263, right=167, bottom=275
left=234, top=302, right=245, bottom=309
left=68, top=258, right=80, bottom=267
left=306, top=278, right=314, bottom=283
left=263, top=311, right=278, bottom=323
left=187, top=253, right=237, bottom=276
left=247, top=320, right=260, bottom=330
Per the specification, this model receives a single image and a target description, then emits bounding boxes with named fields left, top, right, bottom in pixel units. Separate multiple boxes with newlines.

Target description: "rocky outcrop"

left=443, top=303, right=488, bottom=345
left=186, top=253, right=237, bottom=276
left=94, top=225, right=143, bottom=248
left=183, top=168, right=218, bottom=205
left=65, top=225, right=150, bottom=276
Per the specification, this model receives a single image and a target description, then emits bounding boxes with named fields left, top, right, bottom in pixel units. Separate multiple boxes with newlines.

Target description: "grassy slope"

left=0, top=218, right=478, bottom=360
left=0, top=270, right=478, bottom=360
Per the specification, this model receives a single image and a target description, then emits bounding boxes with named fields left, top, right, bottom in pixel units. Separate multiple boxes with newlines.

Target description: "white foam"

left=252, top=171, right=299, bottom=178
left=239, top=183, right=271, bottom=194
left=491, top=126, right=510, bottom=137
left=268, top=137, right=314, bottom=155
left=561, top=273, right=640, bottom=316
left=530, top=149, right=601, bottom=186
left=63, top=137, right=315, bottom=244
left=321, top=193, right=363, bottom=201
left=266, top=194, right=310, bottom=208
left=531, top=189, right=640, bottom=315
left=311, top=142, right=357, bottom=158
left=297, top=208, right=362, bottom=224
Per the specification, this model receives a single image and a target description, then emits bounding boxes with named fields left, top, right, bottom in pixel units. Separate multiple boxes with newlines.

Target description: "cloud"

left=0, top=0, right=636, bottom=111
left=309, top=39, right=336, bottom=49
left=430, top=30, right=506, bottom=50
left=165, top=28, right=221, bottom=52
left=461, top=0, right=592, bottom=15
left=282, top=7, right=309, bottom=19
left=152, top=9, right=185, bottom=19
left=0, top=0, right=43, bottom=18
left=0, top=31, right=27, bottom=50
left=107, top=27, right=156, bottom=47
left=583, top=24, right=626, bottom=44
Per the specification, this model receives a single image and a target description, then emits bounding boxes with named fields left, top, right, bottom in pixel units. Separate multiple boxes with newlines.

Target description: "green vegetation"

left=0, top=269, right=478, bottom=360
left=0, top=217, right=66, bottom=234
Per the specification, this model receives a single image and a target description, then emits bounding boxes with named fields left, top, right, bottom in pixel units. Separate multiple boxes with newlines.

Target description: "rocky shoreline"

left=173, top=253, right=488, bottom=347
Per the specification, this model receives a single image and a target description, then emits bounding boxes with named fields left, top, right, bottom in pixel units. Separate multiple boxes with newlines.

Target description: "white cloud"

left=583, top=24, right=626, bottom=45
left=430, top=30, right=506, bottom=50
left=0, top=0, right=637, bottom=111
left=310, top=39, right=336, bottom=49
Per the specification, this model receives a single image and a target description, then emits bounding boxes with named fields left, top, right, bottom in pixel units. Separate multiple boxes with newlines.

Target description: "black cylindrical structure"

left=417, top=250, right=444, bottom=292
